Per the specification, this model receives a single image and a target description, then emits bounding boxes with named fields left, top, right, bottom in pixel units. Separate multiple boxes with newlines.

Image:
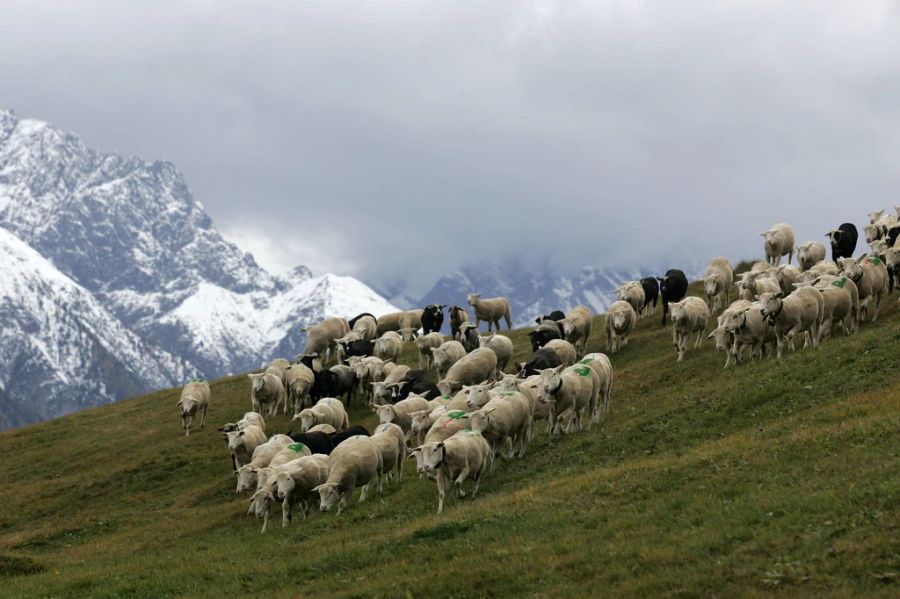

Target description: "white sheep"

left=284, top=363, right=315, bottom=414
left=605, top=300, right=636, bottom=354
left=839, top=256, right=888, bottom=322
left=351, top=314, right=378, bottom=341
left=370, top=364, right=411, bottom=405
left=234, top=434, right=296, bottom=493
left=560, top=305, right=593, bottom=356
left=437, top=348, right=498, bottom=396
left=414, top=332, right=444, bottom=371
left=375, top=311, right=404, bottom=336
left=272, top=454, right=330, bottom=530
left=302, top=317, right=350, bottom=364
left=177, top=379, right=210, bottom=437
left=537, top=364, right=598, bottom=444
left=410, top=430, right=491, bottom=513
left=466, top=293, right=512, bottom=332
left=312, top=436, right=384, bottom=514
left=703, top=258, right=733, bottom=314
left=577, top=353, right=614, bottom=422
left=375, top=395, right=431, bottom=440
left=293, top=397, right=349, bottom=433
left=543, top=339, right=577, bottom=367
left=423, top=409, right=472, bottom=444
left=370, top=422, right=406, bottom=483
left=373, top=331, right=403, bottom=363
left=615, top=282, right=645, bottom=317
left=431, top=341, right=467, bottom=379
left=224, top=424, right=267, bottom=470
left=478, top=334, right=514, bottom=378
left=397, top=309, right=425, bottom=342
left=468, top=391, right=532, bottom=469
left=247, top=372, right=286, bottom=417
left=774, top=264, right=802, bottom=294
left=809, top=276, right=857, bottom=341
left=757, top=287, right=824, bottom=359
left=796, top=241, right=826, bottom=271
left=759, top=223, right=795, bottom=265
left=669, top=297, right=710, bottom=362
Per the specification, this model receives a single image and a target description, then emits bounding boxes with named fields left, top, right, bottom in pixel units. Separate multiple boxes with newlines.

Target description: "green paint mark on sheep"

left=446, top=411, right=467, bottom=419
left=577, top=358, right=595, bottom=365
left=866, top=256, right=883, bottom=266
left=190, top=378, right=207, bottom=384
left=287, top=443, right=306, bottom=453
left=500, top=392, right=515, bottom=397
left=573, top=366, right=592, bottom=377
left=831, top=277, right=847, bottom=289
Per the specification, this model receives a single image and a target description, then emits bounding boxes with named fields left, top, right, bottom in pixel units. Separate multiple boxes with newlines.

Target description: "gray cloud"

left=2, top=1, right=899, bottom=295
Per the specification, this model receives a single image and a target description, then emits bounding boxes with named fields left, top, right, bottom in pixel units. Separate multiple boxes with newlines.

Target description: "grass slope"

left=1, top=283, right=898, bottom=597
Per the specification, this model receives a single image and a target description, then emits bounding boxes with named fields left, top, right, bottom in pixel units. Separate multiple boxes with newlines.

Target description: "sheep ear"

left=706, top=331, right=716, bottom=340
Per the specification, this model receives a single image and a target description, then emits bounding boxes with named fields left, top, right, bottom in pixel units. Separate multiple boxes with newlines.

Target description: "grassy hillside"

left=1, top=283, right=898, bottom=597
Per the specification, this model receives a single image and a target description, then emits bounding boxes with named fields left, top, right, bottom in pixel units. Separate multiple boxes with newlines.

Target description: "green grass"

left=1, top=283, right=898, bottom=598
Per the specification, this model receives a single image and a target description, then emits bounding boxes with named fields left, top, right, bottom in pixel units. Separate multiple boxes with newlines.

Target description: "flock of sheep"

left=172, top=206, right=900, bottom=532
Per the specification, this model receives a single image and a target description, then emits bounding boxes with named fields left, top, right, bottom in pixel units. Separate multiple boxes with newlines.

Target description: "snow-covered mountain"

left=417, top=259, right=706, bottom=327
left=0, top=227, right=196, bottom=429
left=0, top=109, right=397, bottom=429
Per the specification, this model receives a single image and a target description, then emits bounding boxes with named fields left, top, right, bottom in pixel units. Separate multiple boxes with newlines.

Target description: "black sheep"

left=827, top=223, right=858, bottom=262
left=330, top=425, right=370, bottom=448
left=534, top=310, right=565, bottom=324
left=389, top=369, right=441, bottom=402
left=658, top=269, right=688, bottom=325
left=639, top=277, right=660, bottom=315
left=528, top=324, right=561, bottom=352
left=338, top=339, right=374, bottom=364
left=517, top=347, right=562, bottom=377
left=421, top=304, right=445, bottom=334
left=287, top=431, right=334, bottom=454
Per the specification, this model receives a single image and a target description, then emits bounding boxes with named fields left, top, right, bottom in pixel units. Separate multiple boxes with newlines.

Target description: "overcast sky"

left=2, top=1, right=899, bottom=295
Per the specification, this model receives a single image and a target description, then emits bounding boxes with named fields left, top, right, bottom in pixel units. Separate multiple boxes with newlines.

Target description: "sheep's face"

left=314, top=483, right=342, bottom=512
left=274, top=472, right=296, bottom=500
left=840, top=258, right=862, bottom=280
left=562, top=319, right=575, bottom=337
left=703, top=277, right=719, bottom=297
left=422, top=443, right=448, bottom=477
left=409, top=411, right=433, bottom=436
left=437, top=380, right=456, bottom=397
left=720, top=310, right=747, bottom=334
left=249, top=375, right=265, bottom=394
left=756, top=293, right=781, bottom=317
left=496, top=375, right=518, bottom=393
left=864, top=225, right=880, bottom=244
left=885, top=248, right=900, bottom=269
left=464, top=385, right=491, bottom=410
left=708, top=327, right=730, bottom=352
left=375, top=405, right=395, bottom=424
left=298, top=412, right=316, bottom=433
left=235, top=465, right=257, bottom=493
left=398, top=328, right=416, bottom=342
left=249, top=487, right=274, bottom=520
left=610, top=310, right=628, bottom=330
left=870, top=240, right=888, bottom=257
left=226, top=430, right=246, bottom=452
left=669, top=302, right=687, bottom=323
left=466, top=293, right=480, bottom=306
left=431, top=348, right=446, bottom=364
left=869, top=209, right=885, bottom=224
left=178, top=398, right=198, bottom=418
left=539, top=368, right=562, bottom=400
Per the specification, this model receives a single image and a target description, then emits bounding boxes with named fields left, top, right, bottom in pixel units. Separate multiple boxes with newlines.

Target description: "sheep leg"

left=455, top=462, right=471, bottom=497
left=200, top=405, right=207, bottom=429
left=436, top=471, right=448, bottom=513
left=282, top=498, right=291, bottom=528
